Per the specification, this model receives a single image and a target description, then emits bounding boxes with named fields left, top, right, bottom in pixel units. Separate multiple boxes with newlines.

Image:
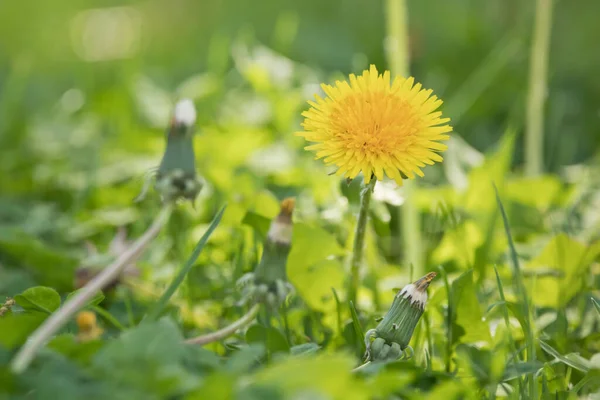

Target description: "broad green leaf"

left=424, top=380, right=467, bottom=400
left=525, top=234, right=600, bottom=307
left=47, top=334, right=103, bottom=366
left=14, top=286, right=61, bottom=314
left=241, top=211, right=271, bottom=240
left=0, top=229, right=78, bottom=291
left=432, top=221, right=483, bottom=269
left=451, top=270, right=491, bottom=344
left=0, top=313, right=46, bottom=349
left=290, top=259, right=344, bottom=313
left=187, top=372, right=236, bottom=399
left=92, top=318, right=199, bottom=396
left=287, top=223, right=344, bottom=272
left=251, top=353, right=368, bottom=399
left=290, top=343, right=320, bottom=356
left=246, top=324, right=289, bottom=355
left=225, top=343, right=265, bottom=373
left=506, top=176, right=562, bottom=210
left=286, top=223, right=344, bottom=312
left=464, top=132, right=515, bottom=214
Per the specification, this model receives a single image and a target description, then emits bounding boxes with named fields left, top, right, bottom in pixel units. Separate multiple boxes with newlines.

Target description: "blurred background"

left=1, top=0, right=600, bottom=308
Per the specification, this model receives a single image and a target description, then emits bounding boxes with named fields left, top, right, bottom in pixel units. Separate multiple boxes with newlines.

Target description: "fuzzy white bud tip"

left=267, top=220, right=292, bottom=244
left=398, top=283, right=428, bottom=307
left=173, top=99, right=196, bottom=126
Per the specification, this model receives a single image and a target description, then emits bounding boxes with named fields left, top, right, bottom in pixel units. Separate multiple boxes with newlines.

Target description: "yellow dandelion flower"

left=296, top=65, right=452, bottom=185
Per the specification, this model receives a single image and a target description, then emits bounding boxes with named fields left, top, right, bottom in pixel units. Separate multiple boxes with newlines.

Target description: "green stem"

left=384, top=0, right=423, bottom=276
left=91, top=306, right=126, bottom=331
left=401, top=182, right=423, bottom=275
left=351, top=361, right=372, bottom=373
left=184, top=304, right=260, bottom=345
left=385, top=0, right=409, bottom=77
left=348, top=179, right=376, bottom=305
left=525, top=0, right=553, bottom=176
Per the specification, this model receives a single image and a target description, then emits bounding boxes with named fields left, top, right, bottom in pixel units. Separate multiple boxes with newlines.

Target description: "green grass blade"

left=146, top=205, right=227, bottom=321
left=91, top=305, right=126, bottom=331
left=494, top=186, right=536, bottom=398
left=591, top=298, right=600, bottom=319
left=539, top=339, right=590, bottom=372
left=331, top=288, right=343, bottom=335
left=349, top=300, right=366, bottom=355
left=436, top=265, right=453, bottom=373
left=494, top=266, right=524, bottom=397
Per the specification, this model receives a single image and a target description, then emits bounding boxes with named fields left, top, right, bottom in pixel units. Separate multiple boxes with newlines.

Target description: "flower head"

left=297, top=65, right=452, bottom=185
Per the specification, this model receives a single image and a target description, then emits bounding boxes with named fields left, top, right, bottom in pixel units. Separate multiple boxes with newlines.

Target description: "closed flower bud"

left=238, top=198, right=296, bottom=307
left=365, top=272, right=436, bottom=361
left=156, top=99, right=203, bottom=202
left=254, top=198, right=295, bottom=285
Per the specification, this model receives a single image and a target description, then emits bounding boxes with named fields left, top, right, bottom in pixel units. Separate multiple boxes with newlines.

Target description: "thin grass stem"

left=10, top=205, right=173, bottom=374
left=384, top=0, right=423, bottom=276
left=525, top=0, right=554, bottom=176
left=494, top=186, right=536, bottom=398
left=185, top=304, right=260, bottom=345
left=146, top=205, right=226, bottom=321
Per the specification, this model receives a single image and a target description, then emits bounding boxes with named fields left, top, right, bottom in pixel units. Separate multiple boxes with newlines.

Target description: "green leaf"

left=287, top=223, right=344, bottom=273
left=539, top=339, right=591, bottom=372
left=290, top=343, right=320, bottom=356
left=506, top=176, right=562, bottom=210
left=0, top=229, right=78, bottom=291
left=92, top=318, right=199, bottom=396
left=432, top=220, right=484, bottom=269
left=14, top=286, right=61, bottom=314
left=225, top=343, right=265, bottom=373
left=0, top=313, right=46, bottom=349
left=242, top=211, right=271, bottom=240
left=450, top=270, right=491, bottom=344
left=146, top=205, right=226, bottom=321
left=66, top=289, right=105, bottom=308
left=291, top=259, right=344, bottom=312
left=525, top=234, right=600, bottom=307
left=47, top=334, right=103, bottom=366
left=464, top=132, right=515, bottom=213
left=286, top=223, right=345, bottom=312
left=246, top=324, right=289, bottom=355
left=251, top=353, right=367, bottom=399
left=503, top=362, right=543, bottom=381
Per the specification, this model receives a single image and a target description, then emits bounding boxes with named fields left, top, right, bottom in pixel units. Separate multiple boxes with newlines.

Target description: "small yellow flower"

left=76, top=311, right=103, bottom=342
left=297, top=65, right=452, bottom=185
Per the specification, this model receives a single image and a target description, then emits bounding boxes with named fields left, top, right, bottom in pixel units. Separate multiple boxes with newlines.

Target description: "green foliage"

left=14, top=286, right=61, bottom=314
left=1, top=3, right=600, bottom=398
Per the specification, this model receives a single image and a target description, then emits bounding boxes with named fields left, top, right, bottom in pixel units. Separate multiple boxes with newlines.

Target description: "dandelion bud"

left=76, top=311, right=103, bottom=342
left=173, top=99, right=197, bottom=128
left=366, top=272, right=436, bottom=361
left=155, top=99, right=202, bottom=202
left=254, top=198, right=295, bottom=285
